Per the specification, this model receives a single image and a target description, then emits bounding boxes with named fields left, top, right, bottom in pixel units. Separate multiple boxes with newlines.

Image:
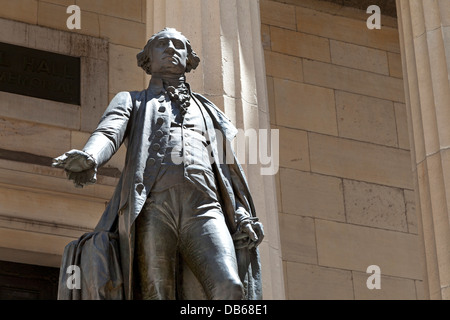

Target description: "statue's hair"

left=137, top=28, right=200, bottom=75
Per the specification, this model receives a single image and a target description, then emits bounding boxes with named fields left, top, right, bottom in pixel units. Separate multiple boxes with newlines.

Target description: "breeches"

left=134, top=181, right=243, bottom=300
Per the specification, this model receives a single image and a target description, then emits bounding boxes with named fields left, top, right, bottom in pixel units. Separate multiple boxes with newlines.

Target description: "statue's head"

left=137, top=28, right=200, bottom=76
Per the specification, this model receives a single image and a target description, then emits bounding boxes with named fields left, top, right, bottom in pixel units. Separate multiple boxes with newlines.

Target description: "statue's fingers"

left=65, top=169, right=73, bottom=180
left=232, top=232, right=248, bottom=241
left=64, top=158, right=87, bottom=172
left=245, top=225, right=258, bottom=242
left=88, top=170, right=97, bottom=184
left=52, top=154, right=69, bottom=168
left=51, top=159, right=65, bottom=168
left=253, top=234, right=263, bottom=248
left=74, top=173, right=88, bottom=188
left=75, top=172, right=86, bottom=184
left=254, top=223, right=264, bottom=239
left=85, top=158, right=95, bottom=168
left=73, top=180, right=84, bottom=189
left=68, top=154, right=95, bottom=172
left=66, top=170, right=82, bottom=184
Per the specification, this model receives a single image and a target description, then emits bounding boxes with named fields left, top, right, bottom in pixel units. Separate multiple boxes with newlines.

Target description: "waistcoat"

left=152, top=98, right=215, bottom=193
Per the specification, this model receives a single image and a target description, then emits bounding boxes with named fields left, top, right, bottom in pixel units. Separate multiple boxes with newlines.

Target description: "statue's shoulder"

left=106, top=91, right=147, bottom=114
left=113, top=89, right=146, bottom=100
left=108, top=91, right=135, bottom=106
left=113, top=91, right=133, bottom=99
left=128, top=90, right=145, bottom=102
left=116, top=90, right=147, bottom=109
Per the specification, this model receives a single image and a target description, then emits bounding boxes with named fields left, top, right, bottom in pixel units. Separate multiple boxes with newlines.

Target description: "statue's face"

left=150, top=30, right=188, bottom=76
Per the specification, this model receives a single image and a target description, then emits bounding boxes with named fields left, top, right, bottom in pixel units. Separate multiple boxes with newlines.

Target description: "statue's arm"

left=52, top=92, right=133, bottom=188
left=229, top=164, right=264, bottom=249
left=83, top=91, right=133, bottom=167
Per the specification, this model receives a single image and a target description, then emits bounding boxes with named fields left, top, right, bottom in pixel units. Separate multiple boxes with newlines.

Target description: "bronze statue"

left=53, top=28, right=264, bottom=300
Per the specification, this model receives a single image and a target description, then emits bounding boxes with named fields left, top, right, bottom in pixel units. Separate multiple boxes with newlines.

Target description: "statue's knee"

left=211, top=279, right=244, bottom=300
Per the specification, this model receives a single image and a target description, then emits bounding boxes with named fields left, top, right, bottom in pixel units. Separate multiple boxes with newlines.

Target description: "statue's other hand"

left=52, top=150, right=97, bottom=188
left=240, top=221, right=265, bottom=249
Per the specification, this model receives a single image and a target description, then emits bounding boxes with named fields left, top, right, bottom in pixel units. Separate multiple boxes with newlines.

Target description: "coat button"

left=157, top=118, right=164, bottom=125
left=158, top=106, right=166, bottom=113
left=136, top=183, right=144, bottom=195
left=155, top=130, right=163, bottom=138
left=148, top=158, right=156, bottom=166
left=158, top=96, right=165, bottom=103
left=152, top=143, right=161, bottom=151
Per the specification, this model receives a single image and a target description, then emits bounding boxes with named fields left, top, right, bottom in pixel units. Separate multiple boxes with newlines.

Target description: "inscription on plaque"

left=0, top=42, right=80, bottom=105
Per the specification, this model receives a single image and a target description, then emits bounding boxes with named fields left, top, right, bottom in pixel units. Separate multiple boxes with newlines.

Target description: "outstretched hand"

left=52, top=149, right=97, bottom=188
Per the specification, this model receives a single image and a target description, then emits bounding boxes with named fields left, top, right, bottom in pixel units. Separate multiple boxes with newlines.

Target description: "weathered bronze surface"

left=0, top=42, right=80, bottom=105
left=54, top=28, right=263, bottom=300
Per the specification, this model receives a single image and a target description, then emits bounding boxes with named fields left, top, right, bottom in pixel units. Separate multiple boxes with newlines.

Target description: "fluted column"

left=145, top=0, right=285, bottom=299
left=397, top=0, right=450, bottom=299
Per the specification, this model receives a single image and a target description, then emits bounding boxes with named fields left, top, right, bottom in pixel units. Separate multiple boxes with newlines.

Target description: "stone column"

left=396, top=0, right=450, bottom=299
left=145, top=0, right=285, bottom=299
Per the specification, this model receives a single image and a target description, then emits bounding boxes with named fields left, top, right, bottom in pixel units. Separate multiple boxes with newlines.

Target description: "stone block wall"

left=261, top=0, right=424, bottom=299
left=0, top=0, right=428, bottom=300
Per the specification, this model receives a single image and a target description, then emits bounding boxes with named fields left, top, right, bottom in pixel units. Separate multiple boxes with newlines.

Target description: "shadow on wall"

left=317, top=0, right=397, bottom=17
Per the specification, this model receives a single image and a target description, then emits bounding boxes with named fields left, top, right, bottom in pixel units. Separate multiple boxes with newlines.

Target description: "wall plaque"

left=0, top=42, right=80, bottom=105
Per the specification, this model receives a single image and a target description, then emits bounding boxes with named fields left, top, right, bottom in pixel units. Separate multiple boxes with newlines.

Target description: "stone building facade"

left=0, top=0, right=448, bottom=300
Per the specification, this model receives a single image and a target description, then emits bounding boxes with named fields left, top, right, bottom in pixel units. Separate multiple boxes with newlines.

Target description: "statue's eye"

left=173, top=40, right=185, bottom=50
left=157, top=40, right=167, bottom=47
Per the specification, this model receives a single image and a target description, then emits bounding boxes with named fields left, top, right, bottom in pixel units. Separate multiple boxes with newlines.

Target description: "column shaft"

left=145, top=0, right=285, bottom=299
left=397, top=0, right=450, bottom=299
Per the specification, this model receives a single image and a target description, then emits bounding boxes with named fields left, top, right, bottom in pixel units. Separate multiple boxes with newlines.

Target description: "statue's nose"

left=165, top=40, right=176, bottom=53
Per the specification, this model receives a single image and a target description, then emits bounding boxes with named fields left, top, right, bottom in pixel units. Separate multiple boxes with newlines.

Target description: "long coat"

left=58, top=86, right=262, bottom=300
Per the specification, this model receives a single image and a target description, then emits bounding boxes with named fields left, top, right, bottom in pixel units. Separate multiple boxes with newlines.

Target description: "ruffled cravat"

left=164, top=82, right=191, bottom=116
left=150, top=74, right=192, bottom=117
